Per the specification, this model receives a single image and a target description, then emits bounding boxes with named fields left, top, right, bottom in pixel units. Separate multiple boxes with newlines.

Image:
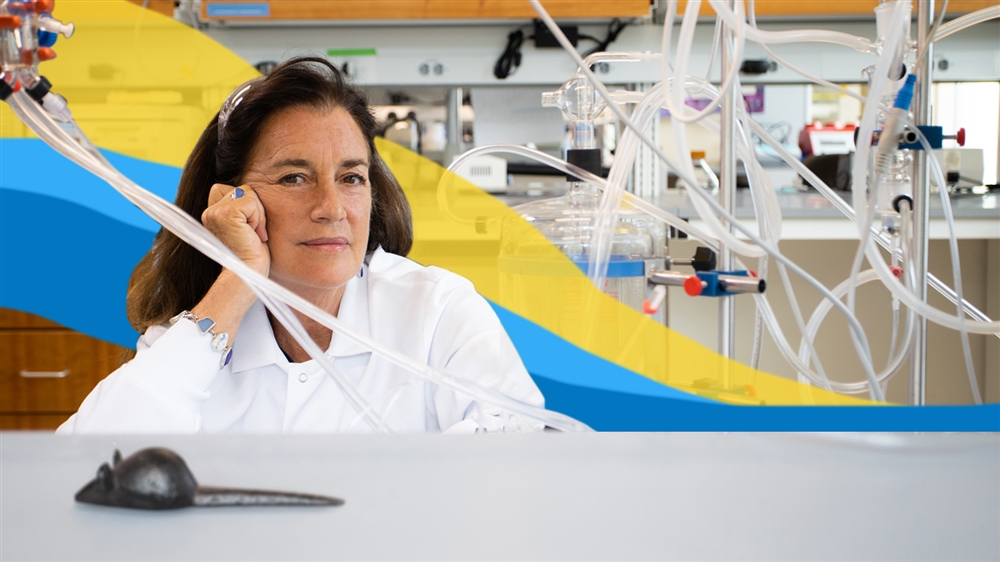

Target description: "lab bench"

left=497, top=187, right=1000, bottom=240
left=1, top=432, right=997, bottom=561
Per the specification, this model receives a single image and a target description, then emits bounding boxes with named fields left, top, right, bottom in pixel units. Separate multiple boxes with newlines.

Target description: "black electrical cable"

left=583, top=18, right=629, bottom=57
left=494, top=28, right=526, bottom=79
left=495, top=19, right=628, bottom=79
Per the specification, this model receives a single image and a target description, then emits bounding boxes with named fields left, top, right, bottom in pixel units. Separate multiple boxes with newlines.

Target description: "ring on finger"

left=231, top=187, right=245, bottom=200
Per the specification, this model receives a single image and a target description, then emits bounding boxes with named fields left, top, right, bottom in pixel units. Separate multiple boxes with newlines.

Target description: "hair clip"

left=217, top=78, right=260, bottom=142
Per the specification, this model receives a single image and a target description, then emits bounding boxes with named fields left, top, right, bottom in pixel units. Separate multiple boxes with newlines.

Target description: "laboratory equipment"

left=382, top=110, right=422, bottom=153
left=499, top=64, right=668, bottom=334
left=489, top=0, right=1000, bottom=403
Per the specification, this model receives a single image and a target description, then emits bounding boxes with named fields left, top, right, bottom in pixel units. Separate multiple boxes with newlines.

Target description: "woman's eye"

left=279, top=173, right=307, bottom=185
left=343, top=174, right=367, bottom=186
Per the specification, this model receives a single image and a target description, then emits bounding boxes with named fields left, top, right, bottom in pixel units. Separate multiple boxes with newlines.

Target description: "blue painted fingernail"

left=233, top=187, right=244, bottom=199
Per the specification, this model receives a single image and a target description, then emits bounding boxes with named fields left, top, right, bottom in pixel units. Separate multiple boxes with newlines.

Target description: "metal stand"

left=909, top=0, right=934, bottom=405
left=444, top=87, right=463, bottom=164
left=718, top=22, right=736, bottom=361
left=630, top=82, right=661, bottom=199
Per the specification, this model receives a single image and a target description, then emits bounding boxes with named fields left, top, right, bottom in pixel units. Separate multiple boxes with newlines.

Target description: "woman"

left=58, top=57, right=543, bottom=434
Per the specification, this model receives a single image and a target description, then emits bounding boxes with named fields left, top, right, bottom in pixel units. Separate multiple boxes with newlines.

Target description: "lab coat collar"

left=327, top=257, right=372, bottom=358
left=229, top=300, right=280, bottom=374
left=229, top=260, right=373, bottom=374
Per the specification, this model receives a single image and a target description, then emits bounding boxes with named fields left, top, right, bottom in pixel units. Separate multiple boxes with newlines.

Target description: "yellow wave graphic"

left=0, top=0, right=260, bottom=165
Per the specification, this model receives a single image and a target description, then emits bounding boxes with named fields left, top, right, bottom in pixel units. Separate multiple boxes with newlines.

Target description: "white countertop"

left=2, top=432, right=997, bottom=561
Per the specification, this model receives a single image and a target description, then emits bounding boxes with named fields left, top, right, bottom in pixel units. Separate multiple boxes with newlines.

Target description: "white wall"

left=933, top=82, right=1000, bottom=185
left=667, top=238, right=998, bottom=404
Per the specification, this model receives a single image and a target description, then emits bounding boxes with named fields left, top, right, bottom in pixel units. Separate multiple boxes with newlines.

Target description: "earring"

left=358, top=267, right=364, bottom=278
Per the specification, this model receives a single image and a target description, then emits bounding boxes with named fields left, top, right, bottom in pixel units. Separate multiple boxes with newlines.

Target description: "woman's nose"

left=310, top=181, right=346, bottom=223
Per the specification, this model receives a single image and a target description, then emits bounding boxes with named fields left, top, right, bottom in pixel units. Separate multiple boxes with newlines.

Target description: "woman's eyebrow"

left=270, top=158, right=312, bottom=169
left=340, top=158, right=370, bottom=169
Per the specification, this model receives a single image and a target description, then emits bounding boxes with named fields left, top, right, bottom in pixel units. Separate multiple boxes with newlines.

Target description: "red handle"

left=684, top=275, right=703, bottom=297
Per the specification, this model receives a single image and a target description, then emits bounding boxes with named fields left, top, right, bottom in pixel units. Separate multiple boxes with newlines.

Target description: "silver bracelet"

left=170, top=310, right=233, bottom=369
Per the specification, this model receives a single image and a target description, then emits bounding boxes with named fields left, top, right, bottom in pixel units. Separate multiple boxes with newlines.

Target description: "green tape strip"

left=326, top=48, right=377, bottom=57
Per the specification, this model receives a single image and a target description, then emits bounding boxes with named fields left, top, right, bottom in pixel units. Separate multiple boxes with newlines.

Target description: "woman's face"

left=242, top=105, right=371, bottom=302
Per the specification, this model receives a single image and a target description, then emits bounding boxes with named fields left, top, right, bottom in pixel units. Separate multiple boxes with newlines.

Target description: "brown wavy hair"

left=126, top=57, right=412, bottom=335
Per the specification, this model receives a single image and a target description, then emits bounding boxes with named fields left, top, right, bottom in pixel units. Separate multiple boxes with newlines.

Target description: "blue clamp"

left=685, top=270, right=762, bottom=297
left=900, top=125, right=943, bottom=150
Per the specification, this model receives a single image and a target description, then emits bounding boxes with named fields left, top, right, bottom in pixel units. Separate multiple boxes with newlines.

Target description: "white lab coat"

left=57, top=248, right=544, bottom=434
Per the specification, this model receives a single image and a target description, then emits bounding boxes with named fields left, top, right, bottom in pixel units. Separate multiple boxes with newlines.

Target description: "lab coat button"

left=298, top=373, right=308, bottom=383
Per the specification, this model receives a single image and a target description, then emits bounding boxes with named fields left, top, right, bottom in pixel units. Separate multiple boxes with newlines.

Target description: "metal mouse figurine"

left=75, top=448, right=344, bottom=510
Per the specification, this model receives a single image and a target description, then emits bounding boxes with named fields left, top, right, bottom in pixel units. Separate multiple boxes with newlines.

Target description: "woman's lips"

left=301, top=237, right=350, bottom=253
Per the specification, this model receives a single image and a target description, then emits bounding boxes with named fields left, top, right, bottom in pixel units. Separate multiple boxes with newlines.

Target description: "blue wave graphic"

left=495, top=302, right=999, bottom=430
left=1, top=142, right=995, bottom=430
left=0, top=189, right=151, bottom=347
left=0, top=138, right=179, bottom=233
left=535, top=376, right=1000, bottom=431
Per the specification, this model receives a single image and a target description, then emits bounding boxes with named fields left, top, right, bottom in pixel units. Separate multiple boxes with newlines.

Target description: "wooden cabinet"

left=124, top=0, right=175, bottom=17
left=0, top=308, right=126, bottom=430
left=198, top=0, right=994, bottom=22
left=200, top=0, right=653, bottom=21
left=678, top=0, right=997, bottom=17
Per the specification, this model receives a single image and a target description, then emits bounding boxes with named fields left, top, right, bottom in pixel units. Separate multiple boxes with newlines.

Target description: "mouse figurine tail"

left=193, top=487, right=344, bottom=507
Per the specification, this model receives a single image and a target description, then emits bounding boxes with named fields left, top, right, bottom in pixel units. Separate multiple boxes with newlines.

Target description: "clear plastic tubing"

left=849, top=0, right=908, bottom=253
left=456, top=142, right=839, bottom=395
left=462, top=106, right=856, bottom=394
left=749, top=290, right=838, bottom=391
left=568, top=7, right=881, bottom=400
left=745, top=0, right=867, bottom=103
left=838, top=0, right=909, bottom=398
left=797, top=270, right=916, bottom=394
left=582, top=51, right=660, bottom=66
left=707, top=0, right=876, bottom=53
left=722, top=96, right=822, bottom=385
left=446, top=143, right=719, bottom=248
left=918, top=127, right=981, bottom=403
left=933, top=5, right=1000, bottom=42
left=590, top=84, right=668, bottom=288
left=530, top=0, right=763, bottom=264
left=631, top=91, right=765, bottom=269
left=745, top=112, right=998, bottom=337
left=662, top=0, right=745, bottom=124
left=529, top=0, right=884, bottom=389
left=449, top=141, right=834, bottom=387
left=681, top=82, right=782, bottom=239
left=852, top=85, right=1000, bottom=335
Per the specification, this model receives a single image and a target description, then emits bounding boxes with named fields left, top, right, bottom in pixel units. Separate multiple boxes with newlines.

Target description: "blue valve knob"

left=38, top=16, right=57, bottom=47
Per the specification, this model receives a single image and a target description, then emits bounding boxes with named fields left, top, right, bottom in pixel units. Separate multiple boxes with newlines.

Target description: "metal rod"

left=718, top=19, right=736, bottom=361
left=649, top=270, right=692, bottom=287
left=909, top=0, right=934, bottom=406
left=445, top=87, right=463, bottom=162
left=718, top=276, right=766, bottom=294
